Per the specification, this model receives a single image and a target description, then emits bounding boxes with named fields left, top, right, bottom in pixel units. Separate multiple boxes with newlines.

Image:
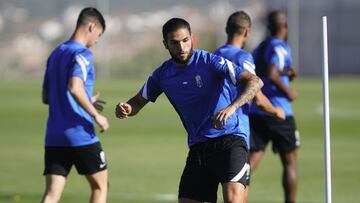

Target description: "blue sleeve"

left=265, top=44, right=287, bottom=71
left=209, top=52, right=245, bottom=85
left=139, top=68, right=163, bottom=102
left=286, top=46, right=293, bottom=68
left=71, top=50, right=93, bottom=82
left=239, top=52, right=256, bottom=75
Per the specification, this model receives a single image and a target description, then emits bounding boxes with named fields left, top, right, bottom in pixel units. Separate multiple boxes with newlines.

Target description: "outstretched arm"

left=254, top=91, right=285, bottom=120
left=69, top=77, right=109, bottom=132
left=268, top=64, right=297, bottom=101
left=214, top=71, right=263, bottom=128
left=115, top=93, right=149, bottom=119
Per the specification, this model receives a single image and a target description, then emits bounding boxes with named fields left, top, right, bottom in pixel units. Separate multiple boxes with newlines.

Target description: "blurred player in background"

left=115, top=17, right=263, bottom=203
left=249, top=10, right=300, bottom=203
left=41, top=7, right=109, bottom=203
left=213, top=10, right=286, bottom=202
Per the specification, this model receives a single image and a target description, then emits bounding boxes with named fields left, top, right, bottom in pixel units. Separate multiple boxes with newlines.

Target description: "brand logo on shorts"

left=295, top=130, right=300, bottom=146
left=99, top=151, right=106, bottom=168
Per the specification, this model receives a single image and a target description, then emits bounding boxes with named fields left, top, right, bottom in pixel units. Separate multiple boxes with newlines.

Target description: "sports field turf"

left=0, top=77, right=359, bottom=203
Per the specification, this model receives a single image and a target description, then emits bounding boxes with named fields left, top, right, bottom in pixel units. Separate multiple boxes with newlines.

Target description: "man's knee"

left=89, top=179, right=108, bottom=191
left=281, top=150, right=297, bottom=167
left=42, top=189, right=62, bottom=203
left=41, top=175, right=66, bottom=203
left=223, top=182, right=245, bottom=203
left=86, top=170, right=108, bottom=191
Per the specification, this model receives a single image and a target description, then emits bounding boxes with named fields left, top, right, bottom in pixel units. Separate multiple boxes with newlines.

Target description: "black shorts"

left=178, top=135, right=250, bottom=203
left=250, top=114, right=300, bottom=154
left=43, top=142, right=107, bottom=177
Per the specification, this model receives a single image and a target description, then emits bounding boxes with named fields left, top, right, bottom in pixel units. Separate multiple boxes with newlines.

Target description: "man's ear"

left=243, top=28, right=249, bottom=38
left=88, top=22, right=96, bottom=33
left=163, top=40, right=168, bottom=49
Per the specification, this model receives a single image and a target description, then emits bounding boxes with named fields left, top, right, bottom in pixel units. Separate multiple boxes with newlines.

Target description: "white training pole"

left=321, top=16, right=332, bottom=203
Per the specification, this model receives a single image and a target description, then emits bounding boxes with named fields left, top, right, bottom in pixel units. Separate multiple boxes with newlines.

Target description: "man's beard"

left=169, top=46, right=193, bottom=65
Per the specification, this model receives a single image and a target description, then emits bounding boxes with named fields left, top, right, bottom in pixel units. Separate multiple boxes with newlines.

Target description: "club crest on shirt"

left=195, top=75, right=203, bottom=88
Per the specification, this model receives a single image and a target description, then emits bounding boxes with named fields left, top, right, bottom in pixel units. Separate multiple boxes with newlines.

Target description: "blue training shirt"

left=251, top=37, right=293, bottom=116
left=42, top=40, right=99, bottom=147
left=140, top=49, right=250, bottom=147
left=214, top=44, right=256, bottom=147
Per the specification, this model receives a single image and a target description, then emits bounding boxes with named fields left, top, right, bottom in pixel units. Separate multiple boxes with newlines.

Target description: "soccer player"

left=249, top=10, right=300, bottom=203
left=115, top=18, right=263, bottom=203
left=41, top=7, right=109, bottom=203
left=213, top=10, right=286, bottom=202
left=214, top=11, right=285, bottom=129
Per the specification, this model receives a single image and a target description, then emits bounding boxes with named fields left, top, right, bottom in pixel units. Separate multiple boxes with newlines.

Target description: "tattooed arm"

left=232, top=72, right=263, bottom=108
left=214, top=71, right=263, bottom=129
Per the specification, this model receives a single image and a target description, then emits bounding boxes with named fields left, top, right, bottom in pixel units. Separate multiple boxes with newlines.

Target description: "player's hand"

left=274, top=107, right=286, bottom=121
left=213, top=105, right=237, bottom=129
left=92, top=91, right=106, bottom=112
left=287, top=68, right=297, bottom=81
left=287, top=88, right=298, bottom=102
left=115, top=102, right=132, bottom=119
left=94, top=114, right=109, bottom=133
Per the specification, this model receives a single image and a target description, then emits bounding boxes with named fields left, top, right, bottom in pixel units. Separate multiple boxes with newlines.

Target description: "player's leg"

left=249, top=150, right=265, bottom=171
left=217, top=135, right=249, bottom=203
left=74, top=142, right=108, bottom=203
left=41, top=146, right=72, bottom=203
left=222, top=182, right=245, bottom=203
left=178, top=141, right=218, bottom=203
left=244, top=150, right=264, bottom=203
left=243, top=184, right=250, bottom=203
left=40, top=175, right=66, bottom=203
left=249, top=114, right=270, bottom=172
left=280, top=149, right=297, bottom=203
left=273, top=116, right=300, bottom=203
left=246, top=115, right=273, bottom=203
left=85, top=169, right=108, bottom=203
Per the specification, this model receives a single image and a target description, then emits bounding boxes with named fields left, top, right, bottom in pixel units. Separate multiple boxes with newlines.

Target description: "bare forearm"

left=271, top=76, right=292, bottom=97
left=127, top=94, right=149, bottom=116
left=68, top=78, right=99, bottom=118
left=268, top=65, right=294, bottom=99
left=232, top=74, right=263, bottom=109
left=254, top=91, right=277, bottom=114
left=70, top=88, right=99, bottom=117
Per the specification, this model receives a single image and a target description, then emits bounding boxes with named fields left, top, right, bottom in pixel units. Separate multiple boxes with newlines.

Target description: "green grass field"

left=0, top=77, right=359, bottom=203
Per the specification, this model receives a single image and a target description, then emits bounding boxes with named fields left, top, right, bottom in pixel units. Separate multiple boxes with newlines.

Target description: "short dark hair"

left=226, top=11, right=251, bottom=37
left=162, top=18, right=191, bottom=41
left=267, top=10, right=287, bottom=36
left=76, top=7, right=106, bottom=32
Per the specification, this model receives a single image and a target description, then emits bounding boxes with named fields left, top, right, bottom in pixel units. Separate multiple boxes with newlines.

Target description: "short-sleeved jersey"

left=251, top=37, right=293, bottom=116
left=140, top=49, right=249, bottom=147
left=42, top=40, right=99, bottom=147
left=214, top=44, right=256, bottom=146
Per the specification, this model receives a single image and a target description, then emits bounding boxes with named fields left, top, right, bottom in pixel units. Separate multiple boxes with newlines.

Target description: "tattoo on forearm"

left=232, top=75, right=262, bottom=109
